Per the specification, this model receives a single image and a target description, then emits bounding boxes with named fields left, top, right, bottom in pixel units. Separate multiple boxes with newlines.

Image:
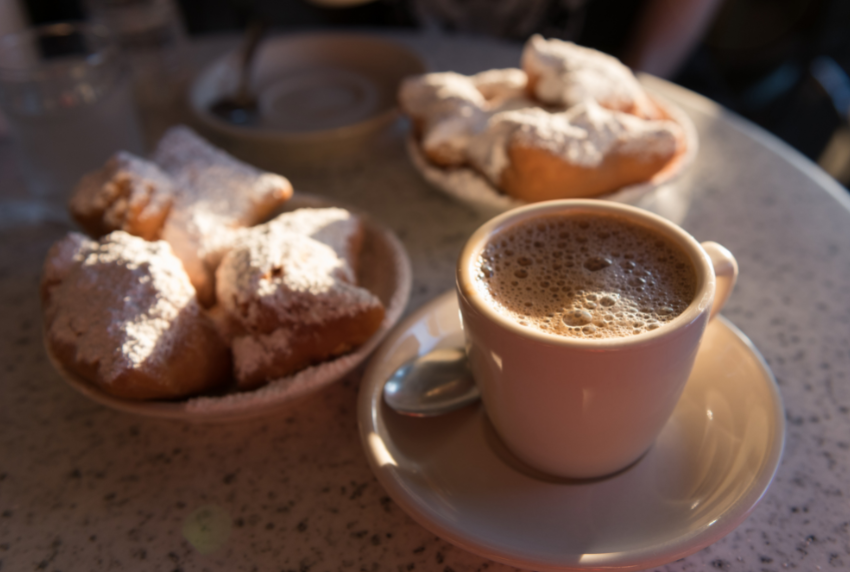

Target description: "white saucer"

left=358, top=291, right=784, bottom=571
left=47, top=193, right=412, bottom=423
left=406, top=85, right=699, bottom=225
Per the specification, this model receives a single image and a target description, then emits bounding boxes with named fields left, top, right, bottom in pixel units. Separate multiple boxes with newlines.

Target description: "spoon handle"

left=235, top=20, right=268, bottom=104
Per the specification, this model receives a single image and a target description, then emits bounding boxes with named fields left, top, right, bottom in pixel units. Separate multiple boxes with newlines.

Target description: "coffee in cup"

left=474, top=212, right=697, bottom=339
left=456, top=200, right=737, bottom=479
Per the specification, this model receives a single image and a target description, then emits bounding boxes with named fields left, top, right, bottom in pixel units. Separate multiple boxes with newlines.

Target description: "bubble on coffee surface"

left=474, top=214, right=697, bottom=339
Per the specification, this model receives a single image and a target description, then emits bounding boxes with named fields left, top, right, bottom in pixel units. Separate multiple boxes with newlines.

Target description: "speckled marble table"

left=2, top=31, right=849, bottom=572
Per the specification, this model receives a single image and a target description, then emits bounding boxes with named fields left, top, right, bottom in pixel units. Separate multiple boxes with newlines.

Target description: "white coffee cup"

left=456, top=199, right=738, bottom=479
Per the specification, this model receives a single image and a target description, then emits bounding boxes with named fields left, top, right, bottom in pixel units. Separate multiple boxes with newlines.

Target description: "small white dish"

left=48, top=193, right=412, bottom=423
left=358, top=291, right=784, bottom=571
left=406, top=89, right=699, bottom=224
left=189, top=32, right=426, bottom=172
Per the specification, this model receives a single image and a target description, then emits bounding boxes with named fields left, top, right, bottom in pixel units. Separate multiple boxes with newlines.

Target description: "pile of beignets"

left=42, top=126, right=385, bottom=400
left=399, top=35, right=688, bottom=202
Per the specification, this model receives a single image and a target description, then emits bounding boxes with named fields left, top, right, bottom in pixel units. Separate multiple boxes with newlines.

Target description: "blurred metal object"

left=811, top=56, right=850, bottom=119
left=811, top=56, right=850, bottom=185
left=209, top=21, right=267, bottom=126
left=819, top=128, right=850, bottom=185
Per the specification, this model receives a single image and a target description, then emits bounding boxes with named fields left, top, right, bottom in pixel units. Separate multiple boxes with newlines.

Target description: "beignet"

left=68, top=151, right=175, bottom=241
left=215, top=208, right=384, bottom=389
left=153, top=126, right=294, bottom=306
left=467, top=101, right=683, bottom=201
left=521, top=34, right=661, bottom=119
left=399, top=71, right=489, bottom=167
left=42, top=231, right=231, bottom=400
left=399, top=35, right=688, bottom=202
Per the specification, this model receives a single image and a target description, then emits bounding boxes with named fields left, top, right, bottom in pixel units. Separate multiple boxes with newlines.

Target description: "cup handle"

left=701, top=241, right=738, bottom=320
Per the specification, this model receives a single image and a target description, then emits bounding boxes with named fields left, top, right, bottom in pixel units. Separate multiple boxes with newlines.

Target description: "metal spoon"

left=383, top=347, right=480, bottom=417
left=209, top=21, right=268, bottom=125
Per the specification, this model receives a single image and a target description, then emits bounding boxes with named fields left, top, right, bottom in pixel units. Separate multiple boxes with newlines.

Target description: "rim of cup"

left=456, top=199, right=716, bottom=349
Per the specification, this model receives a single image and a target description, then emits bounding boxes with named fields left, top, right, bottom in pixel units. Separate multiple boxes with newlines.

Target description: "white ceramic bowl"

left=47, top=193, right=412, bottom=423
left=189, top=32, right=426, bottom=173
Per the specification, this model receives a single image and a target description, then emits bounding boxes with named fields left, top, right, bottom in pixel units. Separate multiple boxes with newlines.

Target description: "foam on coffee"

left=474, top=213, right=697, bottom=339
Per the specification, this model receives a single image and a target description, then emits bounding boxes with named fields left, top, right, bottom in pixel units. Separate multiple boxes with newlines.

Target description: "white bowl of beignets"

left=43, top=127, right=411, bottom=422
left=400, top=35, right=698, bottom=222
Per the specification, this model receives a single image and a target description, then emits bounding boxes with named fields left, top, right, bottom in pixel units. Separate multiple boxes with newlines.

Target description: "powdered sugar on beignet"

left=229, top=330, right=292, bottom=385
left=521, top=34, right=659, bottom=118
left=153, top=126, right=292, bottom=224
left=467, top=101, right=682, bottom=201
left=44, top=232, right=195, bottom=375
left=69, top=152, right=175, bottom=241
left=470, top=68, right=528, bottom=102
left=399, top=72, right=486, bottom=123
left=217, top=232, right=372, bottom=332
left=519, top=102, right=678, bottom=165
left=42, top=232, right=89, bottom=299
left=153, top=126, right=294, bottom=306
left=42, top=231, right=230, bottom=400
left=399, top=70, right=539, bottom=168
left=216, top=213, right=384, bottom=388
left=237, top=208, right=364, bottom=271
left=399, top=72, right=489, bottom=166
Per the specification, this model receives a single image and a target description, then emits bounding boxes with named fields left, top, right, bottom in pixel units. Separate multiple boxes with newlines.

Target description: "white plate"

left=48, top=193, right=412, bottom=423
left=358, top=291, right=784, bottom=571
left=406, top=89, right=699, bottom=224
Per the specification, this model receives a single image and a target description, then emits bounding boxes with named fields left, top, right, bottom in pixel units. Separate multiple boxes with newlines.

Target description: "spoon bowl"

left=383, top=347, right=480, bottom=417
left=209, top=96, right=259, bottom=126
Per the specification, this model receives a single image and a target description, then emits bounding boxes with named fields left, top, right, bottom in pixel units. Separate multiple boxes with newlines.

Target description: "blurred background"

left=13, top=0, right=850, bottom=187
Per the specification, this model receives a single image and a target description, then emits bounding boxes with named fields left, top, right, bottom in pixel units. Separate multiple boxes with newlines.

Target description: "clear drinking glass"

left=0, top=22, right=145, bottom=205
left=85, top=0, right=189, bottom=145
